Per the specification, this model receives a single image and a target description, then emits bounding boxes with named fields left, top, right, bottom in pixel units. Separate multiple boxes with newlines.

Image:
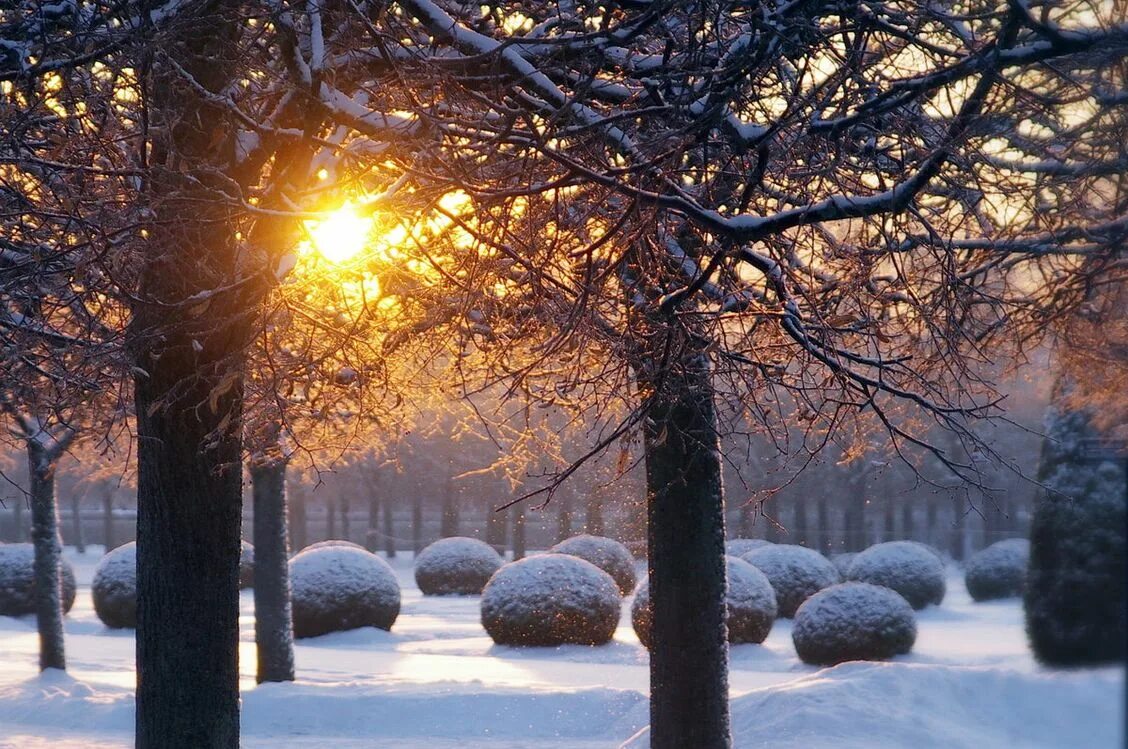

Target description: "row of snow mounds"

left=0, top=543, right=78, bottom=617
left=964, top=538, right=1029, bottom=602
left=739, top=544, right=840, bottom=618
left=631, top=556, right=777, bottom=648
left=549, top=534, right=638, bottom=595
left=290, top=544, right=400, bottom=639
left=90, top=540, right=257, bottom=629
left=843, top=540, right=946, bottom=610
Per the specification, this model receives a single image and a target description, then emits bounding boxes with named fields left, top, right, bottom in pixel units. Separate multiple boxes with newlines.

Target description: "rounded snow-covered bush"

left=846, top=541, right=946, bottom=609
left=92, top=542, right=137, bottom=628
left=965, top=538, right=1030, bottom=602
left=295, top=539, right=365, bottom=556
left=632, top=556, right=777, bottom=648
left=549, top=534, right=637, bottom=595
left=414, top=537, right=503, bottom=595
left=481, top=554, right=621, bottom=646
left=239, top=540, right=255, bottom=589
left=725, top=538, right=772, bottom=558
left=289, top=546, right=400, bottom=638
left=0, top=543, right=77, bottom=617
left=831, top=552, right=857, bottom=578
left=792, top=582, right=917, bottom=665
left=741, top=544, right=839, bottom=617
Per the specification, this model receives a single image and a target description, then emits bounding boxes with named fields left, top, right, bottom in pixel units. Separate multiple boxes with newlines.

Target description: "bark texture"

left=251, top=458, right=295, bottom=683
left=28, top=441, right=66, bottom=671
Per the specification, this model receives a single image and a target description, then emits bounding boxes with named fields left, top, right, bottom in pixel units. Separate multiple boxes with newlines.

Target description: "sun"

left=305, top=203, right=372, bottom=264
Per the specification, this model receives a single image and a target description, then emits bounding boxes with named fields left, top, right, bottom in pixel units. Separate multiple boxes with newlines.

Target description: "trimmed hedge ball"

left=632, top=556, right=777, bottom=648
left=92, top=542, right=137, bottom=628
left=792, top=582, right=917, bottom=665
left=831, top=553, right=857, bottom=579
left=414, top=537, right=503, bottom=595
left=481, top=554, right=621, bottom=646
left=741, top=544, right=839, bottom=617
left=965, top=538, right=1030, bottom=602
left=0, top=542, right=77, bottom=617
left=289, top=546, right=400, bottom=638
left=239, top=540, right=255, bottom=589
left=549, top=534, right=637, bottom=595
left=725, top=539, right=772, bottom=558
left=846, top=541, right=946, bottom=609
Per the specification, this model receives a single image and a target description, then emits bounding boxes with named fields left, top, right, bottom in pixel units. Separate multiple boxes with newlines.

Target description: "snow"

left=414, top=537, right=502, bottom=596
left=791, top=582, right=917, bottom=665
left=846, top=541, right=947, bottom=610
left=741, top=544, right=840, bottom=617
left=481, top=554, right=621, bottom=646
left=633, top=556, right=777, bottom=647
left=0, top=546, right=1121, bottom=748
left=549, top=535, right=637, bottom=595
left=964, top=538, right=1030, bottom=602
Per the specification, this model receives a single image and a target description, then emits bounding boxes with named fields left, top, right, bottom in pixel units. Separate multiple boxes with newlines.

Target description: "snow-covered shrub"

left=295, top=539, right=366, bottom=556
left=792, top=582, right=917, bottom=665
left=414, top=537, right=503, bottom=595
left=480, top=554, right=621, bottom=646
left=289, top=546, right=400, bottom=638
left=92, top=542, right=137, bottom=628
left=965, top=539, right=1030, bottom=602
left=632, top=556, right=777, bottom=648
left=741, top=544, right=839, bottom=617
left=0, top=543, right=77, bottom=617
left=1026, top=404, right=1126, bottom=665
left=846, top=541, right=945, bottom=609
left=549, top=534, right=637, bottom=595
left=831, top=552, right=857, bottom=579
left=726, top=538, right=772, bottom=558
left=239, top=540, right=255, bottom=589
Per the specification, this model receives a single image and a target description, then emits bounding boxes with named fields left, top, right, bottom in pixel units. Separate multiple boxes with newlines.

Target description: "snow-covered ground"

left=0, top=547, right=1121, bottom=748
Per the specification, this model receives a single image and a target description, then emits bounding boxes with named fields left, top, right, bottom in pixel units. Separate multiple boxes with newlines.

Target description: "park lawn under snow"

left=0, top=548, right=1121, bottom=748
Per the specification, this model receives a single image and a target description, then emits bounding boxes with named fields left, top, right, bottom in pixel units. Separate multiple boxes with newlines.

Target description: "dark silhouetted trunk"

left=641, top=345, right=729, bottom=749
left=950, top=494, right=966, bottom=560
left=382, top=494, right=396, bottom=558
left=845, top=470, right=868, bottom=552
left=28, top=440, right=66, bottom=671
left=367, top=491, right=380, bottom=552
left=926, top=497, right=939, bottom=547
left=441, top=474, right=458, bottom=537
left=511, top=505, right=526, bottom=560
left=70, top=492, right=84, bottom=554
left=340, top=493, right=351, bottom=543
left=133, top=7, right=247, bottom=742
left=14, top=497, right=24, bottom=542
left=883, top=501, right=896, bottom=541
left=738, top=501, right=755, bottom=539
left=251, top=457, right=294, bottom=684
left=901, top=503, right=915, bottom=542
left=793, top=497, right=809, bottom=546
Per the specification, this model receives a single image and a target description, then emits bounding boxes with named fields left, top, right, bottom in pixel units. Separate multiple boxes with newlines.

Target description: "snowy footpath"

left=0, top=548, right=1121, bottom=748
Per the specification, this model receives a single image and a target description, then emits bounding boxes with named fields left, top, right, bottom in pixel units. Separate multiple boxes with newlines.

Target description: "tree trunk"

left=641, top=347, right=730, bottom=749
left=845, top=471, right=867, bottom=552
left=367, top=491, right=380, bottom=552
left=28, top=441, right=66, bottom=671
left=441, top=474, right=458, bottom=537
left=102, top=486, right=114, bottom=551
left=340, top=493, right=351, bottom=543
left=382, top=494, right=396, bottom=558
left=586, top=489, right=605, bottom=537
left=485, top=501, right=508, bottom=555
left=412, top=491, right=424, bottom=554
left=511, top=505, right=526, bottom=560
left=70, top=491, right=85, bottom=554
left=738, top=501, right=754, bottom=539
left=926, top=496, right=939, bottom=547
left=133, top=8, right=247, bottom=740
left=949, top=494, right=965, bottom=560
left=817, top=496, right=832, bottom=554
left=326, top=495, right=337, bottom=541
left=287, top=479, right=307, bottom=553
left=793, top=497, right=809, bottom=547
left=251, top=458, right=295, bottom=684
left=556, top=491, right=573, bottom=543
left=14, top=496, right=24, bottom=542
left=901, top=502, right=915, bottom=542
left=883, top=501, right=896, bottom=541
